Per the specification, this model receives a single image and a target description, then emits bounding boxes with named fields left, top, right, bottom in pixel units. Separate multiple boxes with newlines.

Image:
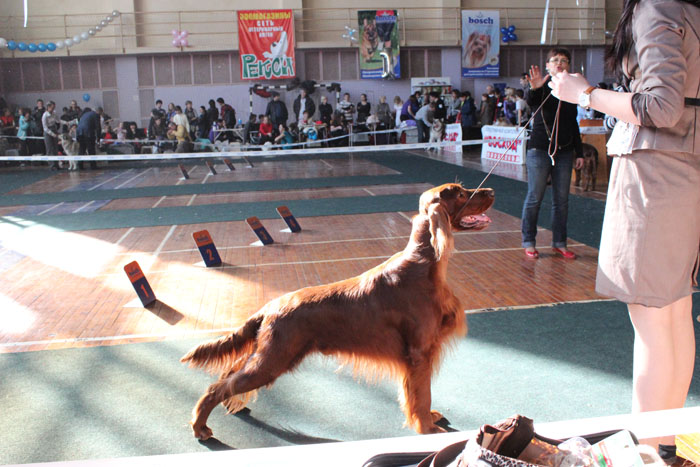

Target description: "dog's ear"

left=427, top=202, right=452, bottom=261
left=466, top=32, right=477, bottom=48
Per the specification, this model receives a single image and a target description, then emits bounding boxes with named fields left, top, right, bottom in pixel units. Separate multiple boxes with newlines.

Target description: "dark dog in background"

left=575, top=143, right=598, bottom=191
left=182, top=183, right=495, bottom=439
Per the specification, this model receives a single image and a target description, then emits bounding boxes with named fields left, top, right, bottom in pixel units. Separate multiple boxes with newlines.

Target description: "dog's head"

left=432, top=120, right=444, bottom=132
left=419, top=183, right=495, bottom=260
left=363, top=19, right=378, bottom=42
left=465, top=32, right=491, bottom=66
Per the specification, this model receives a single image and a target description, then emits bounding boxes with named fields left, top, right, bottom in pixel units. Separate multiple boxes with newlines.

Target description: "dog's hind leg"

left=190, top=336, right=311, bottom=440
left=400, top=353, right=445, bottom=434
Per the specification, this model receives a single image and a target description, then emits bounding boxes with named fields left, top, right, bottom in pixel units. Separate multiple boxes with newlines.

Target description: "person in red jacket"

left=258, top=115, right=274, bottom=144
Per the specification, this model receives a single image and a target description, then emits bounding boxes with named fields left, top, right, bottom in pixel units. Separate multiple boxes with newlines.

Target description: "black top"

left=356, top=102, right=371, bottom=123
left=526, top=76, right=583, bottom=158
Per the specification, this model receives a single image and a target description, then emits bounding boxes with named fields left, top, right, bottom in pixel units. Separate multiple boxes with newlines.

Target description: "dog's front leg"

left=400, top=351, right=445, bottom=434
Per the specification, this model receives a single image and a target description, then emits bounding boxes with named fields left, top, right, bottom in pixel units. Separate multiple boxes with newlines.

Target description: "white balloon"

left=88, top=29, right=96, bottom=36
left=106, top=16, right=113, bottom=23
left=55, top=40, right=65, bottom=49
left=73, top=35, right=81, bottom=44
left=80, top=32, right=89, bottom=40
left=95, top=24, right=102, bottom=31
left=100, top=20, right=107, bottom=27
left=0, top=38, right=7, bottom=48
left=111, top=10, right=120, bottom=17
left=64, top=38, right=73, bottom=47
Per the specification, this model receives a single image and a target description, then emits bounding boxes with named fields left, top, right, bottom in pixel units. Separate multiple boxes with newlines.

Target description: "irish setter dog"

left=182, top=183, right=495, bottom=439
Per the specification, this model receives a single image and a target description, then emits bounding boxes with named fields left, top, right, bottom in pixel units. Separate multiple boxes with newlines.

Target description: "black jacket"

left=266, top=100, right=289, bottom=125
left=526, top=77, right=583, bottom=158
left=293, top=95, right=315, bottom=121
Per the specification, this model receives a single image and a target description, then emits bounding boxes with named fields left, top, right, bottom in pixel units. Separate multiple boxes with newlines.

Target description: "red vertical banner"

left=238, top=10, right=296, bottom=80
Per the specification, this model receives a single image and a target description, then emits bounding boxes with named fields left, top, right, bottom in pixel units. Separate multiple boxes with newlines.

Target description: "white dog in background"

left=263, top=31, right=289, bottom=61
left=59, top=133, right=80, bottom=171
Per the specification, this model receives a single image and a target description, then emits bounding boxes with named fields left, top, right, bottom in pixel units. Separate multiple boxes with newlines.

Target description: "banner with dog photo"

left=238, top=9, right=296, bottom=80
left=461, top=10, right=500, bottom=78
left=357, top=10, right=401, bottom=79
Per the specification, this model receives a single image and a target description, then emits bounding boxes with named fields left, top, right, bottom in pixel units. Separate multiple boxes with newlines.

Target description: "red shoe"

left=553, top=247, right=576, bottom=259
left=524, top=248, right=539, bottom=259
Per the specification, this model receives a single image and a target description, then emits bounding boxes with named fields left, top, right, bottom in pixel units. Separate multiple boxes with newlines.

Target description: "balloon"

left=82, top=93, right=91, bottom=102
left=88, top=28, right=96, bottom=36
left=508, top=25, right=516, bottom=33
left=37, top=43, right=47, bottom=52
left=100, top=20, right=107, bottom=27
left=172, top=39, right=181, bottom=47
left=80, top=31, right=89, bottom=40
left=73, top=35, right=81, bottom=44
left=180, top=38, right=188, bottom=47
left=106, top=16, right=113, bottom=23
left=64, top=38, right=73, bottom=47
left=17, top=42, right=27, bottom=51
left=179, top=30, right=188, bottom=38
left=501, top=35, right=510, bottom=43
left=28, top=43, right=37, bottom=52
left=8, top=40, right=17, bottom=50
left=500, top=27, right=507, bottom=34
left=172, top=29, right=179, bottom=36
left=95, top=24, right=102, bottom=32
left=47, top=42, right=57, bottom=51
left=111, top=10, right=120, bottom=17
left=0, top=38, right=6, bottom=48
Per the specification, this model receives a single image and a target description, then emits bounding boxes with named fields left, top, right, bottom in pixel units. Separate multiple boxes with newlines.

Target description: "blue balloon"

left=28, top=43, right=38, bottom=52
left=37, top=43, right=47, bottom=52
left=502, top=35, right=510, bottom=43
left=7, top=40, right=17, bottom=50
left=509, top=33, right=518, bottom=41
left=508, top=25, right=516, bottom=33
left=46, top=42, right=56, bottom=51
left=17, top=42, right=27, bottom=51
left=82, top=93, right=91, bottom=102
left=500, top=27, right=508, bottom=35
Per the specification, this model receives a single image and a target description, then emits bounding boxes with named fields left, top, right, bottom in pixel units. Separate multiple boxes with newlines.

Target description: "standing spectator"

left=521, top=48, right=584, bottom=260
left=17, top=108, right=31, bottom=156
left=459, top=91, right=477, bottom=139
left=196, top=106, right=209, bottom=140
left=172, top=106, right=190, bottom=134
left=503, top=88, right=517, bottom=125
left=356, top=94, right=371, bottom=123
left=64, top=100, right=82, bottom=122
left=95, top=107, right=112, bottom=131
left=446, top=89, right=462, bottom=123
left=216, top=97, right=236, bottom=141
left=166, top=102, right=176, bottom=124
left=429, top=91, right=446, bottom=121
left=400, top=94, right=418, bottom=121
left=32, top=99, right=45, bottom=136
left=206, top=100, right=219, bottom=130
left=293, top=89, right=315, bottom=123
left=515, top=89, right=531, bottom=126
left=76, top=107, right=101, bottom=169
left=184, top=101, right=197, bottom=138
left=151, top=100, right=166, bottom=121
left=414, top=102, right=435, bottom=143
left=266, top=92, right=289, bottom=128
left=337, top=93, right=354, bottom=126
left=41, top=101, right=61, bottom=170
left=392, top=96, right=403, bottom=128
left=493, top=88, right=505, bottom=122
left=376, top=96, right=392, bottom=128
left=318, top=95, right=333, bottom=125
left=519, top=73, right=530, bottom=92
left=479, top=93, right=495, bottom=127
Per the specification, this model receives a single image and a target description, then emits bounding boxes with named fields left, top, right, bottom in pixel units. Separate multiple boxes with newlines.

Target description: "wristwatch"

left=578, top=86, right=596, bottom=110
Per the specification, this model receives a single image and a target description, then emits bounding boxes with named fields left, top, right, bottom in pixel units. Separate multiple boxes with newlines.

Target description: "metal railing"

left=0, top=7, right=606, bottom=56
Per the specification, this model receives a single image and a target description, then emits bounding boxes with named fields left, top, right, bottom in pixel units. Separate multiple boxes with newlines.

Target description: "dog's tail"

left=181, top=314, right=263, bottom=374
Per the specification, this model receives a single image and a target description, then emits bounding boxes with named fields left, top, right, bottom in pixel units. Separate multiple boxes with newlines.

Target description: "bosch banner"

left=461, top=10, right=500, bottom=78
left=238, top=10, right=296, bottom=80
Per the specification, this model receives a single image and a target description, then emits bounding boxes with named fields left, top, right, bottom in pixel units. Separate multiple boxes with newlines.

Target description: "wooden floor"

left=0, top=153, right=606, bottom=353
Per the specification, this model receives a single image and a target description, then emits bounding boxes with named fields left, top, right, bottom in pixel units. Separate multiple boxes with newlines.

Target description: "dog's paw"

left=191, top=422, right=213, bottom=440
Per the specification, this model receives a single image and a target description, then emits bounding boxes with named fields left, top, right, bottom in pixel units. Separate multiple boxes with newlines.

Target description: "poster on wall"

left=358, top=10, right=401, bottom=79
left=238, top=10, right=296, bottom=80
left=480, top=125, right=527, bottom=165
left=461, top=10, right=500, bottom=78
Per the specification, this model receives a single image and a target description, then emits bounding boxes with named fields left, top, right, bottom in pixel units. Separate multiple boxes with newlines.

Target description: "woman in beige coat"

left=549, top=0, right=699, bottom=457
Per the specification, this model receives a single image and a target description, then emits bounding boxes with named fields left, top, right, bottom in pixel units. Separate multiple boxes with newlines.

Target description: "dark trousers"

left=78, top=135, right=97, bottom=169
left=416, top=120, right=429, bottom=143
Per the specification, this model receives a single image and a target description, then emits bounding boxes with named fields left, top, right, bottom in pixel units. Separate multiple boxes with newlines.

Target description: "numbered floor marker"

left=192, top=229, right=222, bottom=267
left=276, top=206, right=301, bottom=233
left=205, top=161, right=217, bottom=175
left=178, top=164, right=190, bottom=180
left=223, top=158, right=236, bottom=171
left=246, top=216, right=274, bottom=245
left=123, top=261, right=156, bottom=307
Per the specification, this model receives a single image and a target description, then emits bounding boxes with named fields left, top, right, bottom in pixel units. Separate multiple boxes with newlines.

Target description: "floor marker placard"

left=124, top=261, right=156, bottom=307
left=192, top=230, right=222, bottom=267
left=178, top=164, right=190, bottom=180
left=223, top=158, right=236, bottom=171
left=205, top=161, right=217, bottom=175
left=276, top=206, right=302, bottom=233
left=246, top=216, right=274, bottom=245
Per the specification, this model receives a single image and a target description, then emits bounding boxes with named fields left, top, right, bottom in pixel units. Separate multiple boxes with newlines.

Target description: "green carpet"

left=1, top=299, right=698, bottom=464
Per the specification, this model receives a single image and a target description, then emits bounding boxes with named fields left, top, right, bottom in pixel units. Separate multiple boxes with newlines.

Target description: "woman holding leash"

left=521, top=48, right=584, bottom=260
left=549, top=0, right=699, bottom=457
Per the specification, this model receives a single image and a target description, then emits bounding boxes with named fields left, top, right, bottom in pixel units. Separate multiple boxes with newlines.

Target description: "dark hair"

left=547, top=47, right=572, bottom=63
left=156, top=99, right=163, bottom=105
left=515, top=89, right=524, bottom=98
left=208, top=99, right=216, bottom=106
left=216, top=97, right=224, bottom=103
left=461, top=91, right=471, bottom=98
left=175, top=105, right=182, bottom=112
